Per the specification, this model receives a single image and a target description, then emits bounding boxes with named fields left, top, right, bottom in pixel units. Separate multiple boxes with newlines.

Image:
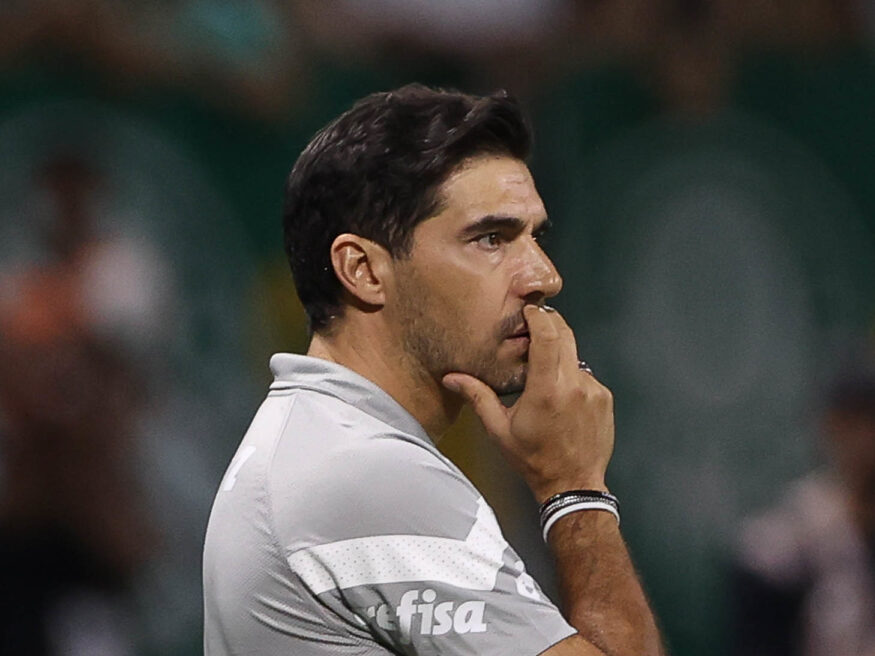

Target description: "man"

left=203, top=84, right=664, bottom=655
left=732, top=361, right=875, bottom=656
left=0, top=154, right=154, bottom=656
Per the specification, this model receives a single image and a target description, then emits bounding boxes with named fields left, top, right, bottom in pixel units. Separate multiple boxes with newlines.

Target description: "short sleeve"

left=271, top=433, right=577, bottom=655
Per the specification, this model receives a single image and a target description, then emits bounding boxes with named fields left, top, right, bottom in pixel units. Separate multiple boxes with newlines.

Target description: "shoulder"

left=735, top=472, right=848, bottom=584
left=259, top=393, right=576, bottom=654
left=267, top=391, right=483, bottom=549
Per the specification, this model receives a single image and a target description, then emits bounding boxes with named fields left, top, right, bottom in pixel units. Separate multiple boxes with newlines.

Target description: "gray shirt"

left=203, top=354, right=576, bottom=655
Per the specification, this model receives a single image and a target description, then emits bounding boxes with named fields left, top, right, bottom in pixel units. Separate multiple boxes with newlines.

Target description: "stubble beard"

left=396, top=282, right=527, bottom=396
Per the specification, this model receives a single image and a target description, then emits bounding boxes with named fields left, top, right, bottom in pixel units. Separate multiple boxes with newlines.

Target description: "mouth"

left=505, top=322, right=529, bottom=338
left=499, top=312, right=531, bottom=353
left=505, top=326, right=530, bottom=347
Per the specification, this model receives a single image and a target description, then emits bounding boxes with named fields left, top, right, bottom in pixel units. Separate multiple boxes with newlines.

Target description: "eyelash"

left=475, top=230, right=549, bottom=250
left=476, top=233, right=504, bottom=249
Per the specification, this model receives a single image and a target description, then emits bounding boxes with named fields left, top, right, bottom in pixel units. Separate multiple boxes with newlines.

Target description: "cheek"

left=419, top=247, right=513, bottom=328
left=427, top=280, right=493, bottom=343
left=427, top=260, right=481, bottom=306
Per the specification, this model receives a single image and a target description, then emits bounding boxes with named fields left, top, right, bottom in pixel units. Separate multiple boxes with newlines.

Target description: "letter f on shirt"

left=397, top=590, right=420, bottom=642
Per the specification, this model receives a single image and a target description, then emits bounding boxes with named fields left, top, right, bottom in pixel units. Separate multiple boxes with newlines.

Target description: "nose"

left=515, top=239, right=563, bottom=301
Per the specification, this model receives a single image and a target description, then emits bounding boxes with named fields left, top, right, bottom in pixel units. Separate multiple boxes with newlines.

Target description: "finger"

left=543, top=308, right=581, bottom=379
left=442, top=373, right=510, bottom=437
left=523, top=304, right=562, bottom=385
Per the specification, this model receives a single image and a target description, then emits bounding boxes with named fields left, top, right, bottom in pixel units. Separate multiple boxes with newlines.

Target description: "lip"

left=506, top=324, right=529, bottom=340
left=505, top=334, right=530, bottom=349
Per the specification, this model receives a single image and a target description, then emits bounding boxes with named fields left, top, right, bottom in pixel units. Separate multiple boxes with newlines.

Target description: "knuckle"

left=558, top=319, right=574, bottom=336
left=597, top=386, right=614, bottom=409
left=531, top=393, right=554, bottom=411
left=539, top=330, right=560, bottom=343
left=471, top=390, right=489, bottom=407
left=569, top=385, right=588, bottom=402
left=576, top=380, right=612, bottom=407
left=535, top=393, right=554, bottom=408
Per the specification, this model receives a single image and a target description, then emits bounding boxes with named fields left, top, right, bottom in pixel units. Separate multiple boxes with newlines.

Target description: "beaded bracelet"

left=539, top=490, right=620, bottom=542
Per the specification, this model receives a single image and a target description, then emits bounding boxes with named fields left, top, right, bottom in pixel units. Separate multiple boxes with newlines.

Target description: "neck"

left=307, top=320, right=463, bottom=440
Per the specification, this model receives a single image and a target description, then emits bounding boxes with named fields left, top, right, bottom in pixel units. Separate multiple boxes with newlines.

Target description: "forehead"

left=430, top=155, right=546, bottom=227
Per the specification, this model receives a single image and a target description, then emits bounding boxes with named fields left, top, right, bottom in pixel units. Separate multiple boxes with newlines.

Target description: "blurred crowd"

left=2, top=0, right=874, bottom=118
left=1, top=1, right=874, bottom=655
left=0, top=153, right=164, bottom=655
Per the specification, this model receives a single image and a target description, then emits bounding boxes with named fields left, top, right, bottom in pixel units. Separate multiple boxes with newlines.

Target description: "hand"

left=443, top=305, right=615, bottom=503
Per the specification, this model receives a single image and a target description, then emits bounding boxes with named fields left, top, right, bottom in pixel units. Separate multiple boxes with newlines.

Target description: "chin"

left=489, top=368, right=527, bottom=396
left=493, top=382, right=524, bottom=397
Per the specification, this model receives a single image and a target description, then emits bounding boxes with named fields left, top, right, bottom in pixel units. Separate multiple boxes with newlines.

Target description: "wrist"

left=539, top=489, right=620, bottom=542
left=530, top=477, right=609, bottom=505
left=545, top=509, right=622, bottom=549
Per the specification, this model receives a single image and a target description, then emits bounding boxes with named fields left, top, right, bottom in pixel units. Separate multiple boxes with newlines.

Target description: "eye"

left=476, top=232, right=503, bottom=249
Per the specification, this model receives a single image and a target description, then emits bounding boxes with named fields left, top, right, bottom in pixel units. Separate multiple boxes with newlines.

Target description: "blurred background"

left=1, top=1, right=874, bottom=655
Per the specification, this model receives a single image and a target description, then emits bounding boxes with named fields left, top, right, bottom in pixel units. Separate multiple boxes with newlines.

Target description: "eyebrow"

left=458, top=215, right=552, bottom=239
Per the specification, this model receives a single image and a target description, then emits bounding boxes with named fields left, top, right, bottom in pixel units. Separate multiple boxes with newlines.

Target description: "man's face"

left=389, top=155, right=562, bottom=395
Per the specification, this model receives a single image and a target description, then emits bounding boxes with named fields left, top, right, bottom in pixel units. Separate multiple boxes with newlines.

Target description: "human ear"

left=329, top=233, right=391, bottom=307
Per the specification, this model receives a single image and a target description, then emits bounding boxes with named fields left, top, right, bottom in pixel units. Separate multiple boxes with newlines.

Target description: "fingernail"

left=541, top=304, right=556, bottom=312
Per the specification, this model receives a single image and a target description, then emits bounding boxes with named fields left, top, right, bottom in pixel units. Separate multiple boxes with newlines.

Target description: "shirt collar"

left=268, top=353, right=433, bottom=445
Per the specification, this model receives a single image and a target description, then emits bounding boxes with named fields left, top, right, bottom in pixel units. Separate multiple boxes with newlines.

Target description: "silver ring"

left=578, top=360, right=593, bottom=374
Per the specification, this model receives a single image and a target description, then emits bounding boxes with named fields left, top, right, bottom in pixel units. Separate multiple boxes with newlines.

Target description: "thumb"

left=442, top=373, right=509, bottom=437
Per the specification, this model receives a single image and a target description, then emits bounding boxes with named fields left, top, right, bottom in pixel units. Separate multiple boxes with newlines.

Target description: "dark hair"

left=282, top=84, right=532, bottom=333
